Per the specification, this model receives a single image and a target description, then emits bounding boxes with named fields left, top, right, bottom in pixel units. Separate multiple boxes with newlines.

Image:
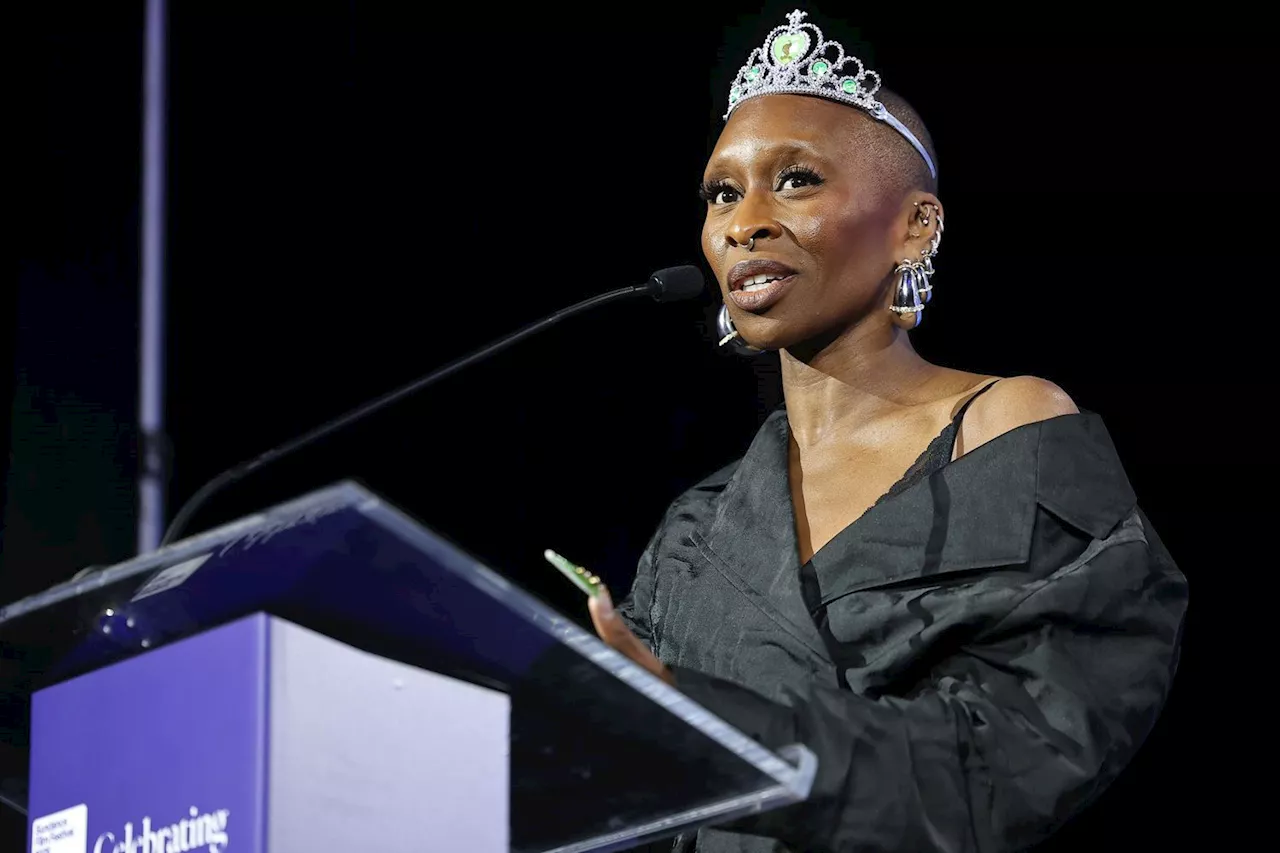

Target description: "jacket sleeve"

left=615, top=503, right=669, bottom=648
left=617, top=462, right=740, bottom=646
left=666, top=509, right=1187, bottom=853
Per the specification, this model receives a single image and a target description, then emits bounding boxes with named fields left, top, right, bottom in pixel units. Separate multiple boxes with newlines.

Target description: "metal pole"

left=137, top=0, right=168, bottom=554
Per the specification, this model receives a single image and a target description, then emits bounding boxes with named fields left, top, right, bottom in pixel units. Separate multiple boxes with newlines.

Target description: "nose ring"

left=746, top=236, right=755, bottom=252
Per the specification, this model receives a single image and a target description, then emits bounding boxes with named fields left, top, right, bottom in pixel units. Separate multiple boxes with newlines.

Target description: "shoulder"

left=956, top=375, right=1079, bottom=457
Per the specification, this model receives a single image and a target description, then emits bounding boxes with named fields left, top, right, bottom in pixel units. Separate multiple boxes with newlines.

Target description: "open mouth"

left=727, top=259, right=799, bottom=312
left=728, top=259, right=799, bottom=292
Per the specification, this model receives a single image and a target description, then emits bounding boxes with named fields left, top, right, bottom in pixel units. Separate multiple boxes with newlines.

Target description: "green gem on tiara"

left=771, top=31, right=810, bottom=65
left=745, top=66, right=762, bottom=81
left=809, top=60, right=830, bottom=77
left=729, top=86, right=742, bottom=104
left=841, top=78, right=859, bottom=95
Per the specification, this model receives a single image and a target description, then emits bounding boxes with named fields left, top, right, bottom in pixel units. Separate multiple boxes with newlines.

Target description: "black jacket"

left=618, top=408, right=1188, bottom=853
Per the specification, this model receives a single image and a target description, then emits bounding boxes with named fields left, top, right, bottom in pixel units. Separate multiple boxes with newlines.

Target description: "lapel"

left=806, top=421, right=1040, bottom=600
left=806, top=410, right=1136, bottom=601
left=692, top=407, right=1137, bottom=646
left=697, top=409, right=830, bottom=657
left=1036, top=411, right=1136, bottom=540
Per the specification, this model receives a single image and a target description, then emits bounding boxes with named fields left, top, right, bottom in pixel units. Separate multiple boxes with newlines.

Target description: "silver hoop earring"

left=890, top=211, right=944, bottom=329
left=716, top=303, right=764, bottom=355
left=889, top=261, right=927, bottom=329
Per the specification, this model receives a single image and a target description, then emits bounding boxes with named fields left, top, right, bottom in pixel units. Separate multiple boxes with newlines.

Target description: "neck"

left=780, top=319, right=936, bottom=447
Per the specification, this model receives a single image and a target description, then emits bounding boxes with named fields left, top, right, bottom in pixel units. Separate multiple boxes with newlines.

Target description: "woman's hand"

left=588, top=586, right=675, bottom=686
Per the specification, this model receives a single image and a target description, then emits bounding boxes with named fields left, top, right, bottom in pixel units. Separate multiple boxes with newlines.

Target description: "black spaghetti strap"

left=953, top=379, right=1001, bottom=423
left=947, top=378, right=1001, bottom=458
left=866, top=379, right=1002, bottom=508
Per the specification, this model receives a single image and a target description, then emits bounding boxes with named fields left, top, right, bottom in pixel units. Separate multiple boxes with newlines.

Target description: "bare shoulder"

left=956, top=375, right=1079, bottom=457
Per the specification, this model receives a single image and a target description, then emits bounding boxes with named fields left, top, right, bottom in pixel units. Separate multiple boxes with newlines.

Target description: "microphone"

left=158, top=265, right=705, bottom=547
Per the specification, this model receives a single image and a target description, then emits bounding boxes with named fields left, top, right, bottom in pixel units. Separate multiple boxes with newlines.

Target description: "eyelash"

left=698, top=165, right=825, bottom=204
left=777, top=165, right=824, bottom=190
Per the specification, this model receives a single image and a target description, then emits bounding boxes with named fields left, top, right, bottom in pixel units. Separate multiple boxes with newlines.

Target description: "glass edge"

left=360, top=499, right=818, bottom=791
left=536, top=772, right=809, bottom=853
left=0, top=480, right=374, bottom=624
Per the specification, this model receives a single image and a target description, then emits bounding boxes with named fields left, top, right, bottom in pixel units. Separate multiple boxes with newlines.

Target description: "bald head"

left=874, top=88, right=938, bottom=196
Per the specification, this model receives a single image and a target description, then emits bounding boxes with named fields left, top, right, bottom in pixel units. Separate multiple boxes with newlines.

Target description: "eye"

left=699, top=180, right=741, bottom=205
left=777, top=166, right=824, bottom=191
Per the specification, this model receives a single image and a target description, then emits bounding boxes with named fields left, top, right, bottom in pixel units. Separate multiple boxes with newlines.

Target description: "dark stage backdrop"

left=6, top=2, right=1274, bottom=847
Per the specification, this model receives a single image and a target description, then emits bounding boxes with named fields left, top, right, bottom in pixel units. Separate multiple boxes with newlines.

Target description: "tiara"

left=724, top=10, right=936, bottom=180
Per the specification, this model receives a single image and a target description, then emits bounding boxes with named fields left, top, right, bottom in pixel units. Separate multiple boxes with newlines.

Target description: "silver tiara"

left=724, top=10, right=936, bottom=180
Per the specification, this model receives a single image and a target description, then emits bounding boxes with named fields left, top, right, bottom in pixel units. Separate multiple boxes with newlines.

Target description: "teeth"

left=741, top=272, right=786, bottom=292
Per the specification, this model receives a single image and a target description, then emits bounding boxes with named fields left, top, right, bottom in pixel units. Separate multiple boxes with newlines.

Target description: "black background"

left=6, top=1, right=1273, bottom=847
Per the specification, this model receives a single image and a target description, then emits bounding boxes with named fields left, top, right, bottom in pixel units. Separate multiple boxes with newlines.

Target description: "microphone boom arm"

left=159, top=283, right=652, bottom=547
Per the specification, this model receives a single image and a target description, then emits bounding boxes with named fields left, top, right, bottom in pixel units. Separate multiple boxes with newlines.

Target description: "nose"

left=726, top=193, right=783, bottom=250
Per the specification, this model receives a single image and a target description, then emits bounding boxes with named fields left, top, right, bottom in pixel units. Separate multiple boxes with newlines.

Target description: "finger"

left=588, top=585, right=624, bottom=643
left=589, top=587, right=669, bottom=680
left=589, top=587, right=641, bottom=653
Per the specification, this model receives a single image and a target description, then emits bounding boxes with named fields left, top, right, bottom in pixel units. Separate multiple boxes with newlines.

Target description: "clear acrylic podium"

left=0, top=482, right=815, bottom=852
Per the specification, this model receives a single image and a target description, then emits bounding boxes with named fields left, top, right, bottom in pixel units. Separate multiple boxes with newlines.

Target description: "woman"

left=588, top=10, right=1188, bottom=853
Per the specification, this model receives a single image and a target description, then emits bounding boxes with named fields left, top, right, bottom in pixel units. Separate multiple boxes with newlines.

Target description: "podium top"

left=0, top=481, right=813, bottom=852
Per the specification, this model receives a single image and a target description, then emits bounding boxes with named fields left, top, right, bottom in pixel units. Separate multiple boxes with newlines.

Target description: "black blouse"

left=618, top=399, right=1188, bottom=853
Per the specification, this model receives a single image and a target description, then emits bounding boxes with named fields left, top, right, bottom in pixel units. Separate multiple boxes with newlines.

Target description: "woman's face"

left=701, top=94, right=935, bottom=351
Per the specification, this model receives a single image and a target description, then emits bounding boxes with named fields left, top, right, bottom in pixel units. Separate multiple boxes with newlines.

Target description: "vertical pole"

left=138, top=0, right=168, bottom=554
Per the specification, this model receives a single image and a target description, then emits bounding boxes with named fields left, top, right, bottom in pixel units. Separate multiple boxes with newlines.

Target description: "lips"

left=727, top=258, right=799, bottom=313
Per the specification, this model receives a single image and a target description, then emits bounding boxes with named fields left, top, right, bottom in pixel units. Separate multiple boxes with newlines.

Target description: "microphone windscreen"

left=646, top=265, right=705, bottom=302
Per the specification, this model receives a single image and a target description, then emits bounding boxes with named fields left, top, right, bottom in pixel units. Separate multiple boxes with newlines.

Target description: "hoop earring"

left=715, top=303, right=764, bottom=355
left=889, top=261, right=926, bottom=329
left=890, top=209, right=944, bottom=329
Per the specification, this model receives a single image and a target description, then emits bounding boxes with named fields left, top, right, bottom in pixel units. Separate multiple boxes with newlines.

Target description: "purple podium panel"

left=27, top=613, right=510, bottom=853
left=29, top=614, right=267, bottom=853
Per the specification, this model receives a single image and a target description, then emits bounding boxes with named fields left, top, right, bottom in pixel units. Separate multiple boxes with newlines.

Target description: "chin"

left=736, top=314, right=830, bottom=354
left=732, top=320, right=785, bottom=352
